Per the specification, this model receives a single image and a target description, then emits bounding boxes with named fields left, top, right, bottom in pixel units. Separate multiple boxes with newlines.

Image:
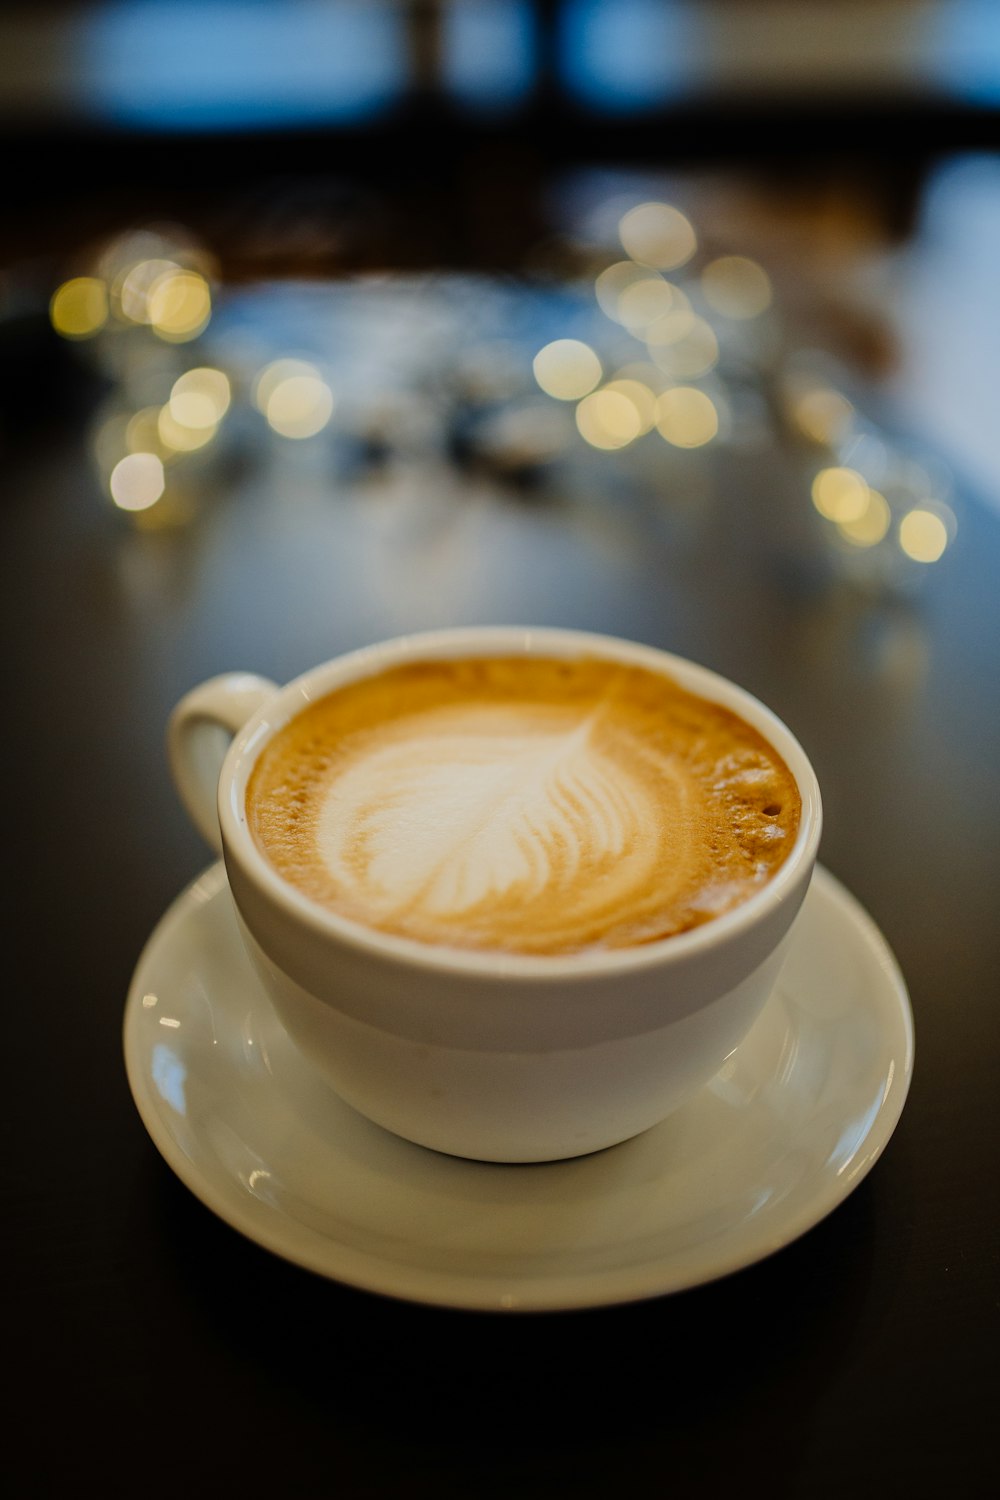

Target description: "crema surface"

left=247, top=657, right=801, bottom=955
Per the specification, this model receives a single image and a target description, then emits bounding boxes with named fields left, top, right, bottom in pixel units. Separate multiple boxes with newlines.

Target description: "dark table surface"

left=5, top=177, right=1000, bottom=1498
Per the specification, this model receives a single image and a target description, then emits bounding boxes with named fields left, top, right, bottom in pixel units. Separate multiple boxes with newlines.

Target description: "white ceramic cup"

left=168, top=627, right=822, bottom=1162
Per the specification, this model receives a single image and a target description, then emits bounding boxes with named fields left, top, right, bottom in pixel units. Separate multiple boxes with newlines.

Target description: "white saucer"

left=123, top=863, right=913, bottom=1312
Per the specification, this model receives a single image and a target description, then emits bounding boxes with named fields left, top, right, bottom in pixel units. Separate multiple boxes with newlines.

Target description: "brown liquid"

left=247, top=656, right=802, bottom=956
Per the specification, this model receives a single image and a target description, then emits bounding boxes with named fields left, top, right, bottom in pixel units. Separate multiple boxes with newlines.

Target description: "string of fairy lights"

left=48, top=227, right=341, bottom=527
left=48, top=201, right=956, bottom=574
left=528, top=198, right=957, bottom=573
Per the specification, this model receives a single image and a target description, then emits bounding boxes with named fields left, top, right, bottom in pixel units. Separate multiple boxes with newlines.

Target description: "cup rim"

left=218, top=626, right=823, bottom=979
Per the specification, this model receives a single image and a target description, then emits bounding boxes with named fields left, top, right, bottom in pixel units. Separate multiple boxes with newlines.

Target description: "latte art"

left=247, top=657, right=801, bottom=955
left=315, top=717, right=685, bottom=934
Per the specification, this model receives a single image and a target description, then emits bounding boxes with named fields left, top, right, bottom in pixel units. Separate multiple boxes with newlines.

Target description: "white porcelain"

left=168, top=627, right=822, bottom=1162
left=123, top=862, right=912, bottom=1311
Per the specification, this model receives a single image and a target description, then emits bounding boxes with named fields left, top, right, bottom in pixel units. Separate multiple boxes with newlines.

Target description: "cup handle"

left=168, top=673, right=278, bottom=854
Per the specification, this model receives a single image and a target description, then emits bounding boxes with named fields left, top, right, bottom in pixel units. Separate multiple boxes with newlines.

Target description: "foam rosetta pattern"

left=315, top=718, right=687, bottom=938
left=247, top=657, right=802, bottom=955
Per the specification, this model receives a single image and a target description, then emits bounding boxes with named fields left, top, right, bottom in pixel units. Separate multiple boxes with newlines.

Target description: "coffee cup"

left=168, top=627, right=822, bottom=1162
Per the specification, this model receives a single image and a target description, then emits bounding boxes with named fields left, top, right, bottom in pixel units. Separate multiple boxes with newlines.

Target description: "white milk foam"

left=314, top=711, right=689, bottom=925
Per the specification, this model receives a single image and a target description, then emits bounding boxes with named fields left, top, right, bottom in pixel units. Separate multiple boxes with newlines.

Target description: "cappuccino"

left=247, top=656, right=801, bottom=956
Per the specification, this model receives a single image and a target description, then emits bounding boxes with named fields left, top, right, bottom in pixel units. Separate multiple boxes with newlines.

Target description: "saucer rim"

left=123, top=863, right=914, bottom=1312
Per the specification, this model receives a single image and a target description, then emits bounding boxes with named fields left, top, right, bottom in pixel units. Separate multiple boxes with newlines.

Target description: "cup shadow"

left=152, top=1159, right=884, bottom=1480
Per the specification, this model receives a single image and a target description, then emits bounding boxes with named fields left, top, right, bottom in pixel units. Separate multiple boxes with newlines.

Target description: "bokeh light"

left=575, top=389, right=642, bottom=450
left=838, top=489, right=891, bottom=547
left=254, top=358, right=315, bottom=411
left=266, top=377, right=334, bottom=438
left=109, top=452, right=165, bottom=511
left=115, top=259, right=179, bottom=323
left=148, top=270, right=212, bottom=340
left=811, top=467, right=869, bottom=523
left=157, top=406, right=217, bottom=452
left=254, top=358, right=334, bottom=438
left=644, top=296, right=696, bottom=349
left=169, top=368, right=231, bottom=429
left=50, top=277, right=108, bottom=339
left=619, top=202, right=696, bottom=271
left=615, top=276, right=678, bottom=335
left=601, top=378, right=657, bottom=434
left=701, top=257, right=773, bottom=319
left=594, top=260, right=655, bottom=321
left=532, top=339, right=602, bottom=400
left=654, top=388, right=718, bottom=448
left=899, top=508, right=949, bottom=563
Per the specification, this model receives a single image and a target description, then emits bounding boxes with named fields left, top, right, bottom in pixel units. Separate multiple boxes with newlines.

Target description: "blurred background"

left=8, top=0, right=1000, bottom=595
left=5, top=0, right=1000, bottom=832
left=5, top=2, right=1000, bottom=531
